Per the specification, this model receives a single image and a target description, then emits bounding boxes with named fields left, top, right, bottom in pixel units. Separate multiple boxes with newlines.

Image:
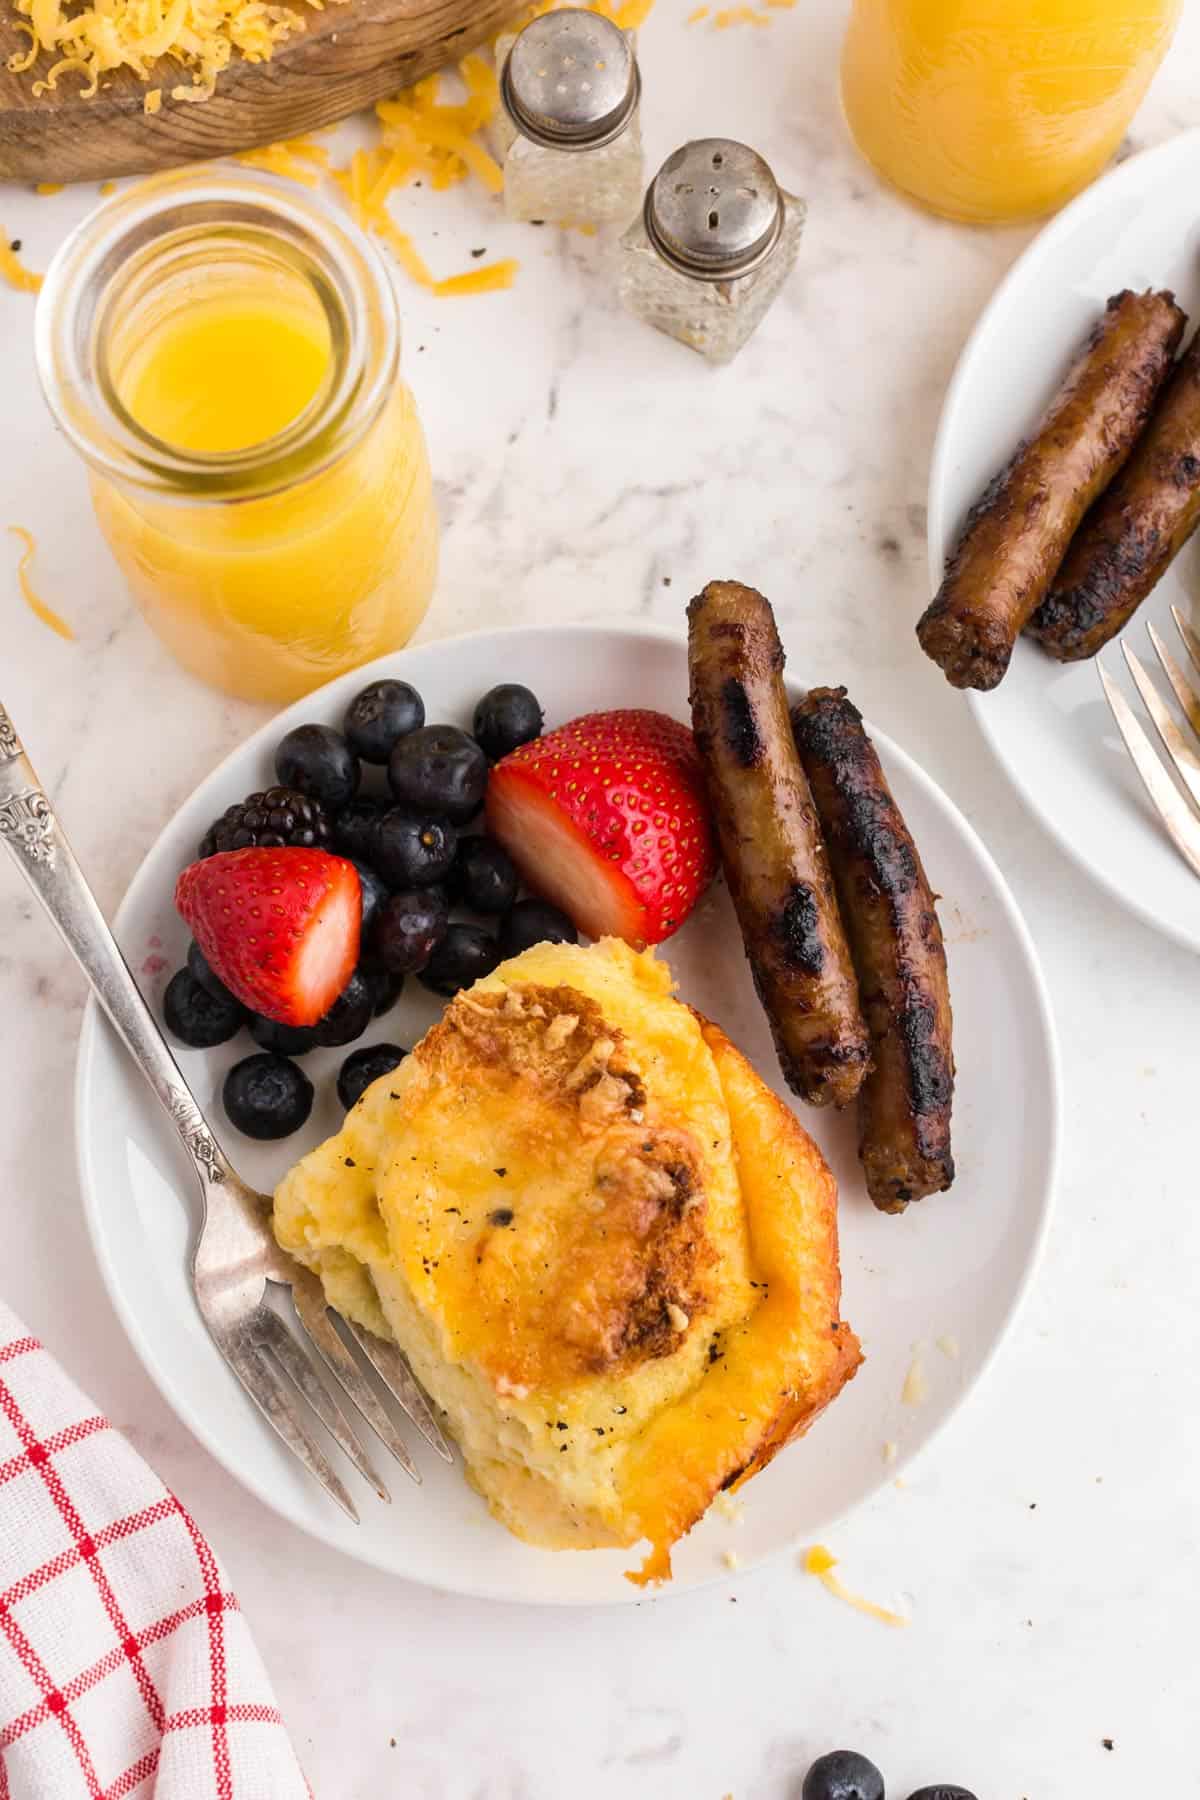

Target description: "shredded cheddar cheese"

left=901, top=1354, right=928, bottom=1407
left=35, top=181, right=63, bottom=194
left=714, top=5, right=770, bottom=25
left=322, top=60, right=518, bottom=294
left=687, top=4, right=709, bottom=18
left=803, top=1546, right=909, bottom=1628
left=0, top=232, right=42, bottom=293
left=234, top=142, right=323, bottom=186
left=7, top=528, right=75, bottom=641
left=8, top=0, right=344, bottom=106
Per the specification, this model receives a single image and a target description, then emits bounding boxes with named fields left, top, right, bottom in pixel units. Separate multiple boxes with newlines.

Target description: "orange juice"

left=120, top=295, right=333, bottom=455
left=841, top=0, right=1182, bottom=224
left=36, top=172, right=439, bottom=704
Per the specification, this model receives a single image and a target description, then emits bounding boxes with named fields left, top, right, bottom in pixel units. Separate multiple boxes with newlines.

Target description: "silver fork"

left=1098, top=604, right=1200, bottom=882
left=0, top=701, right=451, bottom=1520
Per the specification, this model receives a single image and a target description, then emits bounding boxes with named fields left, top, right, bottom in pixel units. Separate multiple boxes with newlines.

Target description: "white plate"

left=75, top=624, right=1059, bottom=1605
left=928, top=129, right=1200, bottom=955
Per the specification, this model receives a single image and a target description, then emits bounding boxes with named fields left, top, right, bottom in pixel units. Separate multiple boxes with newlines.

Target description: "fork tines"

left=1100, top=603, right=1200, bottom=880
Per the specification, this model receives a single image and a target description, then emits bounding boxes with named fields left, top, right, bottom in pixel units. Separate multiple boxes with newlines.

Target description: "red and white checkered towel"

left=0, top=1302, right=309, bottom=1799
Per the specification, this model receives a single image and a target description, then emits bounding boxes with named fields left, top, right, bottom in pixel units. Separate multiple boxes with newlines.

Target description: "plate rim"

left=926, top=126, right=1200, bottom=957
left=74, top=619, right=1062, bottom=1604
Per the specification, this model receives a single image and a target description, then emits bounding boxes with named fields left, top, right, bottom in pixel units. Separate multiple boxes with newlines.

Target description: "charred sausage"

left=1027, top=328, right=1200, bottom=659
left=917, top=289, right=1185, bottom=691
left=791, top=687, right=954, bottom=1212
left=687, top=582, right=870, bottom=1108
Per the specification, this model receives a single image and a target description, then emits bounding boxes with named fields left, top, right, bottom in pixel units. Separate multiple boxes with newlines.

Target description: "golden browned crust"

left=413, top=979, right=719, bottom=1389
left=625, top=1019, right=862, bottom=1584
left=272, top=940, right=861, bottom=1586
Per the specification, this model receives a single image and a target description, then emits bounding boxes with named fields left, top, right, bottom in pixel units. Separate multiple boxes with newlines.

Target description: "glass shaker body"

left=618, top=141, right=804, bottom=364
left=491, top=11, right=643, bottom=228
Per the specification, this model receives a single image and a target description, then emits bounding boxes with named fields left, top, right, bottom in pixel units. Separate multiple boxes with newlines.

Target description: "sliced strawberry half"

left=175, top=847, right=361, bottom=1026
left=485, top=708, right=716, bottom=948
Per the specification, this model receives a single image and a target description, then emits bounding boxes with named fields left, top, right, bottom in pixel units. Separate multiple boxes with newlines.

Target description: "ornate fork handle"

left=0, top=700, right=230, bottom=1191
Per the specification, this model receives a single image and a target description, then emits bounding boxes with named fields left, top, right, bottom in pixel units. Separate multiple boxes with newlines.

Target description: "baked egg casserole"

left=273, top=938, right=861, bottom=1584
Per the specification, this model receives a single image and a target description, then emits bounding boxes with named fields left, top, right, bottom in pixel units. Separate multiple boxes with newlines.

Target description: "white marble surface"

left=3, top=4, right=1200, bottom=1795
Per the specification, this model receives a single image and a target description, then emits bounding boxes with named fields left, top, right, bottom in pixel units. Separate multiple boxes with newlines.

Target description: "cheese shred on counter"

left=0, top=233, right=42, bottom=293
left=803, top=1546, right=909, bottom=1628
left=7, top=528, right=75, bottom=641
left=328, top=59, right=519, bottom=296
left=7, top=0, right=343, bottom=105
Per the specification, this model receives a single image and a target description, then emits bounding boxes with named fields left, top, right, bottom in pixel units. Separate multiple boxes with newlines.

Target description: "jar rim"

left=35, top=167, right=400, bottom=503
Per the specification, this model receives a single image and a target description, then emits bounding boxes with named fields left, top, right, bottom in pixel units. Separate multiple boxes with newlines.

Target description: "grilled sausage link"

left=687, top=582, right=870, bottom=1108
left=1027, top=329, right=1200, bottom=659
left=791, top=688, right=954, bottom=1212
left=917, top=289, right=1185, bottom=691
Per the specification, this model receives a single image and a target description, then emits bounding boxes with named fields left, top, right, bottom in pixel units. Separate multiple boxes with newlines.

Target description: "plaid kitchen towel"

left=0, top=1302, right=309, bottom=1799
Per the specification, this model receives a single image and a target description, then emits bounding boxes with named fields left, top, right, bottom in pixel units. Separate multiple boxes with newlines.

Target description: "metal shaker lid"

left=644, top=139, right=784, bottom=280
left=502, top=8, right=640, bottom=151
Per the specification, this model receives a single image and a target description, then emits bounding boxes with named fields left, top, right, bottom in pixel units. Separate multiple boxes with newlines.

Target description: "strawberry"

left=175, top=847, right=361, bottom=1027
left=485, top=709, right=716, bottom=949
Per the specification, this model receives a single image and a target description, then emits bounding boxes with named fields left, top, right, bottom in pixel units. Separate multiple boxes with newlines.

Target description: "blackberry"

left=199, top=787, right=331, bottom=859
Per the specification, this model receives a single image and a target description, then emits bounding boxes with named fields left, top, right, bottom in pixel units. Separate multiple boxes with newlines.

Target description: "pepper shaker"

left=491, top=8, right=644, bottom=228
left=617, top=140, right=805, bottom=364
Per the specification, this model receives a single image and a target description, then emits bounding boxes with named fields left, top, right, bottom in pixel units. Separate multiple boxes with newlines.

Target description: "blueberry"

left=352, top=860, right=390, bottom=936
left=388, top=725, right=487, bottom=826
left=337, top=1043, right=407, bottom=1109
left=905, top=1790, right=978, bottom=1800
left=472, top=684, right=543, bottom=762
left=497, top=898, right=578, bottom=958
left=802, top=1751, right=885, bottom=1800
left=343, top=679, right=425, bottom=764
left=163, top=968, right=243, bottom=1047
left=361, top=964, right=405, bottom=1017
left=275, top=724, right=360, bottom=812
left=223, top=1053, right=313, bottom=1140
left=314, top=970, right=374, bottom=1048
left=448, top=835, right=519, bottom=915
left=372, top=887, right=448, bottom=975
left=186, top=941, right=240, bottom=1008
left=248, top=1014, right=321, bottom=1057
left=333, top=797, right=385, bottom=864
left=418, top=923, right=499, bottom=997
left=374, top=810, right=457, bottom=888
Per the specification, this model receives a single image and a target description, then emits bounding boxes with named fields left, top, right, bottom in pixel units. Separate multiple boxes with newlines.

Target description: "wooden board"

left=0, top=0, right=514, bottom=183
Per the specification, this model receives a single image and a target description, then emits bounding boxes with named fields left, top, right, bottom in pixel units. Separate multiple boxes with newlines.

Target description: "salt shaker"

left=617, top=140, right=805, bottom=364
left=491, top=8, right=643, bottom=227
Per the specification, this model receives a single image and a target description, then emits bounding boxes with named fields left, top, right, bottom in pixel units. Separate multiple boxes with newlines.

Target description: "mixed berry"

left=164, top=677, right=720, bottom=1143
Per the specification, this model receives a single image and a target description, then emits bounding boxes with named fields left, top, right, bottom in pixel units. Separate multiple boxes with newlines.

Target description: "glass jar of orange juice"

left=36, top=171, right=439, bottom=705
left=841, top=0, right=1183, bottom=225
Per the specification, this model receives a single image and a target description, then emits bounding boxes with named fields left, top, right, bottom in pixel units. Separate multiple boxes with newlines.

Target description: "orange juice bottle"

left=841, top=0, right=1183, bottom=225
left=36, top=172, right=439, bottom=705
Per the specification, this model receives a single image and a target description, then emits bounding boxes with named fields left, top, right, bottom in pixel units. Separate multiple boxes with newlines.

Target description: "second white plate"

left=929, top=129, right=1200, bottom=955
left=75, top=623, right=1059, bottom=1604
